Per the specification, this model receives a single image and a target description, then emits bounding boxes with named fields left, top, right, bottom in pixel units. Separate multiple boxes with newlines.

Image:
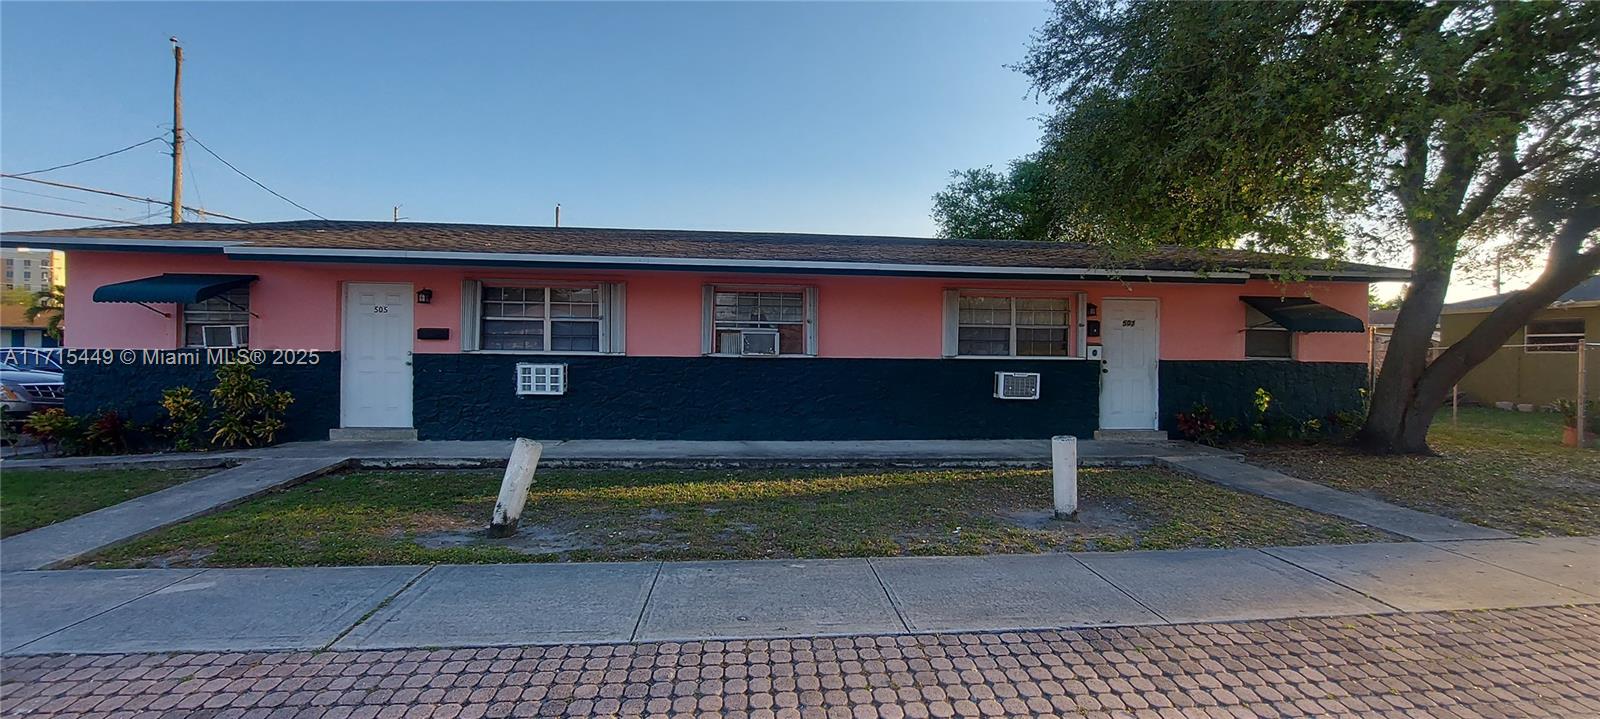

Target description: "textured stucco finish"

left=414, top=354, right=1101, bottom=440
left=1158, top=360, right=1368, bottom=435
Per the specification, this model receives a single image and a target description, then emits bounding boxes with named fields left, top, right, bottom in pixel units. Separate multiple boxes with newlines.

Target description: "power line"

left=0, top=185, right=87, bottom=204
left=187, top=133, right=326, bottom=220
left=7, top=136, right=166, bottom=177
left=0, top=174, right=249, bottom=222
left=1, top=205, right=142, bottom=224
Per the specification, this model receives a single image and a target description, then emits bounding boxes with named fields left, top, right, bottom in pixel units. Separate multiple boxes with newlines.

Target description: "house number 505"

left=372, top=305, right=389, bottom=313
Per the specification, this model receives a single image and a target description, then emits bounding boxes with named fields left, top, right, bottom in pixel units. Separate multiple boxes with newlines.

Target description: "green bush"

left=22, top=408, right=82, bottom=453
left=160, top=386, right=207, bottom=451
left=209, top=363, right=294, bottom=448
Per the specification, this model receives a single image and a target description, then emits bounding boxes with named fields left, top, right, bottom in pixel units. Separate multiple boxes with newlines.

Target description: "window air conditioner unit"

left=201, top=325, right=247, bottom=348
left=740, top=330, right=780, bottom=356
left=994, top=371, right=1041, bottom=400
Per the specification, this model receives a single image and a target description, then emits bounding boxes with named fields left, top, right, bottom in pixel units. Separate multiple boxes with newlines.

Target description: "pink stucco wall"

left=64, top=250, right=1369, bottom=362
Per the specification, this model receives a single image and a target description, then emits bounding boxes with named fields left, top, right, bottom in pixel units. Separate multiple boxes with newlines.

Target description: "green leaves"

left=209, top=363, right=295, bottom=448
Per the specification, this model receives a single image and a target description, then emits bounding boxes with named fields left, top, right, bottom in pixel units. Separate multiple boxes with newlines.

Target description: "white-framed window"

left=943, top=291, right=1081, bottom=358
left=703, top=286, right=818, bottom=356
left=460, top=281, right=625, bottom=354
left=515, top=363, right=567, bottom=395
left=1244, top=306, right=1293, bottom=360
left=183, top=287, right=250, bottom=349
left=1525, top=318, right=1585, bottom=353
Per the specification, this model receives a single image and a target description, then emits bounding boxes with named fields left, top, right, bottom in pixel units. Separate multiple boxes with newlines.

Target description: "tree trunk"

left=1359, top=209, right=1600, bottom=454
left=1357, top=233, right=1456, bottom=453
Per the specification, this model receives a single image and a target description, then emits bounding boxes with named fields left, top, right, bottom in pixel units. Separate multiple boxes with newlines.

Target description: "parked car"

left=1, top=360, right=65, bottom=431
left=0, top=347, right=63, bottom=374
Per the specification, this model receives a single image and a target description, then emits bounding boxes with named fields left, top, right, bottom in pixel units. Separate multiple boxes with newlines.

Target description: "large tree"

left=940, top=1, right=1599, bottom=453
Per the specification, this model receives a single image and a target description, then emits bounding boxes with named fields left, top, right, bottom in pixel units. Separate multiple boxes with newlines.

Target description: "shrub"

left=80, top=408, right=131, bottom=455
left=209, top=363, right=294, bottom=448
left=1553, top=398, right=1599, bottom=433
left=1174, top=403, right=1235, bottom=446
left=160, top=386, right=207, bottom=451
left=21, top=408, right=82, bottom=453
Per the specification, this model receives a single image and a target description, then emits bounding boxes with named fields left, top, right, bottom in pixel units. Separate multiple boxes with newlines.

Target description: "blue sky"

left=0, top=2, right=1048, bottom=236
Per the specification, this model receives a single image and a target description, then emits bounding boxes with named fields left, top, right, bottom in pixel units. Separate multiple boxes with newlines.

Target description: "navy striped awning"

left=92, top=273, right=257, bottom=304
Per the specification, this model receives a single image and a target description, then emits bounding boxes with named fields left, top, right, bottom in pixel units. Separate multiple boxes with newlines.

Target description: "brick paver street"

left=2, top=605, right=1597, bottom=719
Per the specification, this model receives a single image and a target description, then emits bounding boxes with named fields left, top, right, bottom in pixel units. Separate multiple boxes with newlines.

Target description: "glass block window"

left=482, top=285, right=601, bottom=352
left=515, top=363, right=567, bottom=395
left=1245, top=306, right=1293, bottom=359
left=1525, top=319, right=1585, bottom=353
left=712, top=290, right=807, bottom=355
left=183, top=288, right=250, bottom=348
left=957, top=294, right=1072, bottom=357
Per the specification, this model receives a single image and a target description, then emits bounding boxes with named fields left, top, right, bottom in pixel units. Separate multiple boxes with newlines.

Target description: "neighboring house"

left=0, top=304, right=58, bottom=348
left=1365, top=308, right=1440, bottom=387
left=1439, top=275, right=1600, bottom=407
left=0, top=221, right=1405, bottom=442
left=1, top=247, right=62, bottom=292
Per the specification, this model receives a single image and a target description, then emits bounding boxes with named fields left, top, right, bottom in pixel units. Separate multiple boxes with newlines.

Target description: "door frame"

left=340, top=281, right=414, bottom=428
left=1097, top=297, right=1161, bottom=430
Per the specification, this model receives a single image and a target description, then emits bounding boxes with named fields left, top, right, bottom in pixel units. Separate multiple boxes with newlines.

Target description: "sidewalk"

left=3, top=536, right=1595, bottom=656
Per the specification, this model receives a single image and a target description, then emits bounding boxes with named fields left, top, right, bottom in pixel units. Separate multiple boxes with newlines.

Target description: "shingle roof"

left=1442, top=275, right=1600, bottom=313
left=2, top=220, right=1410, bottom=280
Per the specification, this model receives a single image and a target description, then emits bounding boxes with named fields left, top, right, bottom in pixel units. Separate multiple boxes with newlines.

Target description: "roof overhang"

left=1, top=233, right=1412, bottom=283
left=1242, top=296, right=1365, bottom=333
left=92, top=273, right=258, bottom=304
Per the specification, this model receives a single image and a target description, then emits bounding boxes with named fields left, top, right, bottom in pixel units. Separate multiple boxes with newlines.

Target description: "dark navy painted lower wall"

left=1158, top=360, right=1367, bottom=435
left=64, top=351, right=341, bottom=443
left=61, top=351, right=1366, bottom=443
left=414, top=355, right=1101, bottom=440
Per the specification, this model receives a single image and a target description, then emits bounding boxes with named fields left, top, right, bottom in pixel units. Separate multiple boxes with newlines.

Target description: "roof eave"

left=3, top=233, right=1406, bottom=282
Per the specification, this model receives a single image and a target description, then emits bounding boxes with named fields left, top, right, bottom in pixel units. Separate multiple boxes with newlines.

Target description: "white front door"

left=341, top=282, right=414, bottom=428
left=1099, top=298, right=1160, bottom=430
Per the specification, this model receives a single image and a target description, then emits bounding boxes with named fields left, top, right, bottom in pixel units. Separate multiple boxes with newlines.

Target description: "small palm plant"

left=23, top=285, right=64, bottom=341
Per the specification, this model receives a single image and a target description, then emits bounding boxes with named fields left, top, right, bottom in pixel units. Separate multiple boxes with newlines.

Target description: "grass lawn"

left=77, top=466, right=1392, bottom=568
left=1249, top=407, right=1599, bottom=537
left=1, top=468, right=209, bottom=537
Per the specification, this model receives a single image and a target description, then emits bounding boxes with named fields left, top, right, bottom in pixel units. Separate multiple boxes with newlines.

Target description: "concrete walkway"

left=3, top=536, right=1595, bottom=656
left=0, top=458, right=348, bottom=571
left=1158, top=454, right=1514, bottom=541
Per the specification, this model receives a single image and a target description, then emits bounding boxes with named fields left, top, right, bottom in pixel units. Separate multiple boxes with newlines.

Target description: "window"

left=952, top=293, right=1074, bottom=357
left=463, top=281, right=622, bottom=354
left=1244, top=306, right=1292, bottom=359
left=481, top=285, right=601, bottom=352
left=1525, top=319, right=1585, bottom=353
left=706, top=287, right=816, bottom=356
left=515, top=363, right=567, bottom=395
left=183, top=287, right=250, bottom=348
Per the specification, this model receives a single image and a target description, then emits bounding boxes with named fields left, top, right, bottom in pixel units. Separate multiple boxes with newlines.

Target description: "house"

left=0, top=304, right=59, bottom=348
left=1439, top=275, right=1600, bottom=408
left=0, top=221, right=1405, bottom=442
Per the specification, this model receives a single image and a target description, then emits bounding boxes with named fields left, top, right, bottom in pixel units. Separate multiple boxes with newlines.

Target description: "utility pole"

left=170, top=37, right=184, bottom=224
